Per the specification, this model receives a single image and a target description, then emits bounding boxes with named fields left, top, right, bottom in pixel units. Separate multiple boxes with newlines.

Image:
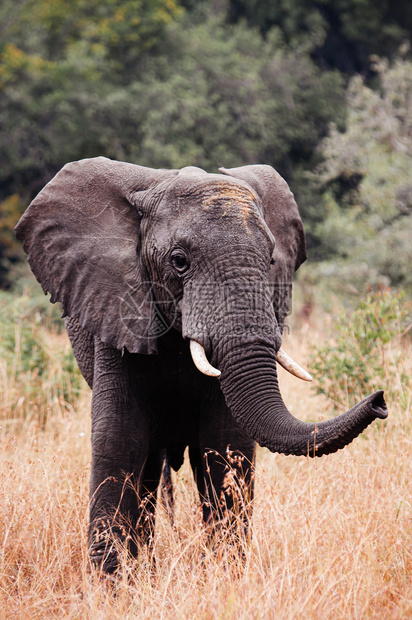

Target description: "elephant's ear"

left=15, top=157, right=177, bottom=354
left=219, top=164, right=306, bottom=329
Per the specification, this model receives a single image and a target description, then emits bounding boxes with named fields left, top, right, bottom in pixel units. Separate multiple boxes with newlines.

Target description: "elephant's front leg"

left=190, top=402, right=256, bottom=558
left=89, top=339, right=150, bottom=574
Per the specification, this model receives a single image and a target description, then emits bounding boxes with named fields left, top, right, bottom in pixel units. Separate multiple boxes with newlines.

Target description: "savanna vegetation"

left=0, top=293, right=411, bottom=617
left=1, top=0, right=411, bottom=617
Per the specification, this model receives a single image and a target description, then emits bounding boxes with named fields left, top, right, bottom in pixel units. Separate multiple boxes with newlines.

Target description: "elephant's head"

left=15, top=157, right=387, bottom=456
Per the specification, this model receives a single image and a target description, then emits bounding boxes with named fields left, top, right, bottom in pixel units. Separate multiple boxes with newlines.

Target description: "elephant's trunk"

left=217, top=342, right=387, bottom=457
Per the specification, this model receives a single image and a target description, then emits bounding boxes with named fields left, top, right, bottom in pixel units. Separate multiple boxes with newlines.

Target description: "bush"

left=310, top=289, right=410, bottom=409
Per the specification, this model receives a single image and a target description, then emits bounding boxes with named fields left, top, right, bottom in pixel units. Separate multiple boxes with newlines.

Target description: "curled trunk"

left=218, top=343, right=387, bottom=457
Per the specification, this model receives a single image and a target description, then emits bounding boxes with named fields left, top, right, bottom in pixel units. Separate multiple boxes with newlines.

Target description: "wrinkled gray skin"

left=15, top=157, right=387, bottom=573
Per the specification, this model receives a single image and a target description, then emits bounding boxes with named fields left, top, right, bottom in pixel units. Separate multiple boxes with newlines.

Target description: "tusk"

left=276, top=347, right=313, bottom=382
left=190, top=340, right=221, bottom=377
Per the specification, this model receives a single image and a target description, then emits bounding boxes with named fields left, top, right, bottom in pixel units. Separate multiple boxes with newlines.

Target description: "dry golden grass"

left=0, top=321, right=411, bottom=619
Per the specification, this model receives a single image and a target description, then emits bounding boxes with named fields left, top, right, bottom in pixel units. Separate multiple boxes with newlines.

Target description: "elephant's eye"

left=171, top=250, right=190, bottom=274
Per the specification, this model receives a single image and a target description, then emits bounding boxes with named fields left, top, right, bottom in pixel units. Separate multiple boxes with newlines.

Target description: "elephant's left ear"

left=219, top=165, right=306, bottom=327
left=15, top=157, right=177, bottom=355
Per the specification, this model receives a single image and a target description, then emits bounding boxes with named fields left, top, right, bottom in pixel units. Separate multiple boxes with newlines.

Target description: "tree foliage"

left=126, top=21, right=344, bottom=173
left=1, top=0, right=182, bottom=74
left=313, top=56, right=412, bottom=292
left=228, top=0, right=412, bottom=73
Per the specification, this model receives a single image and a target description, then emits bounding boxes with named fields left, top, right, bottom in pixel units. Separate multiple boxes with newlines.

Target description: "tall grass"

left=0, top=295, right=411, bottom=618
left=0, top=292, right=83, bottom=430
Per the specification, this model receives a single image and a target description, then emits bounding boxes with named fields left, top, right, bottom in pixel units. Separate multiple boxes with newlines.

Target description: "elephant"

left=15, top=157, right=388, bottom=573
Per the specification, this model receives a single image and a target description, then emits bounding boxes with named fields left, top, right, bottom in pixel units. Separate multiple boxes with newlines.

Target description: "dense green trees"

left=313, top=56, right=412, bottom=293
left=1, top=0, right=182, bottom=70
left=1, top=0, right=411, bottom=293
left=228, top=0, right=412, bottom=74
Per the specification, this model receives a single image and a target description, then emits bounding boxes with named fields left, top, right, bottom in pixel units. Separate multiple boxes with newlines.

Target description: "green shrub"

left=310, top=289, right=410, bottom=409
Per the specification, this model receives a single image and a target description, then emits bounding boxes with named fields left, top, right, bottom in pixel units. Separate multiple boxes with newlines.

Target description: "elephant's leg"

left=190, top=404, right=256, bottom=555
left=89, top=339, right=151, bottom=574
left=137, top=449, right=165, bottom=548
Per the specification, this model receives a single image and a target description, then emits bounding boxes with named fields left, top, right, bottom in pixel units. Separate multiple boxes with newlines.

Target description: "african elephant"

left=15, top=157, right=387, bottom=573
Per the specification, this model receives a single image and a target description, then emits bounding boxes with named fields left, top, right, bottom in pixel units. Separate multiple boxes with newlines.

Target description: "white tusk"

left=276, top=347, right=313, bottom=382
left=190, top=340, right=221, bottom=377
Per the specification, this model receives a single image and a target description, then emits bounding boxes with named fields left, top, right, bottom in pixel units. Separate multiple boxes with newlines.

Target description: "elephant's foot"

left=88, top=520, right=138, bottom=575
left=88, top=517, right=160, bottom=578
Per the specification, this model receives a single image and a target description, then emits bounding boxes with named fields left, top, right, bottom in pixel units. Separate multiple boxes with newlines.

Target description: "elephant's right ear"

left=15, top=157, right=177, bottom=354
